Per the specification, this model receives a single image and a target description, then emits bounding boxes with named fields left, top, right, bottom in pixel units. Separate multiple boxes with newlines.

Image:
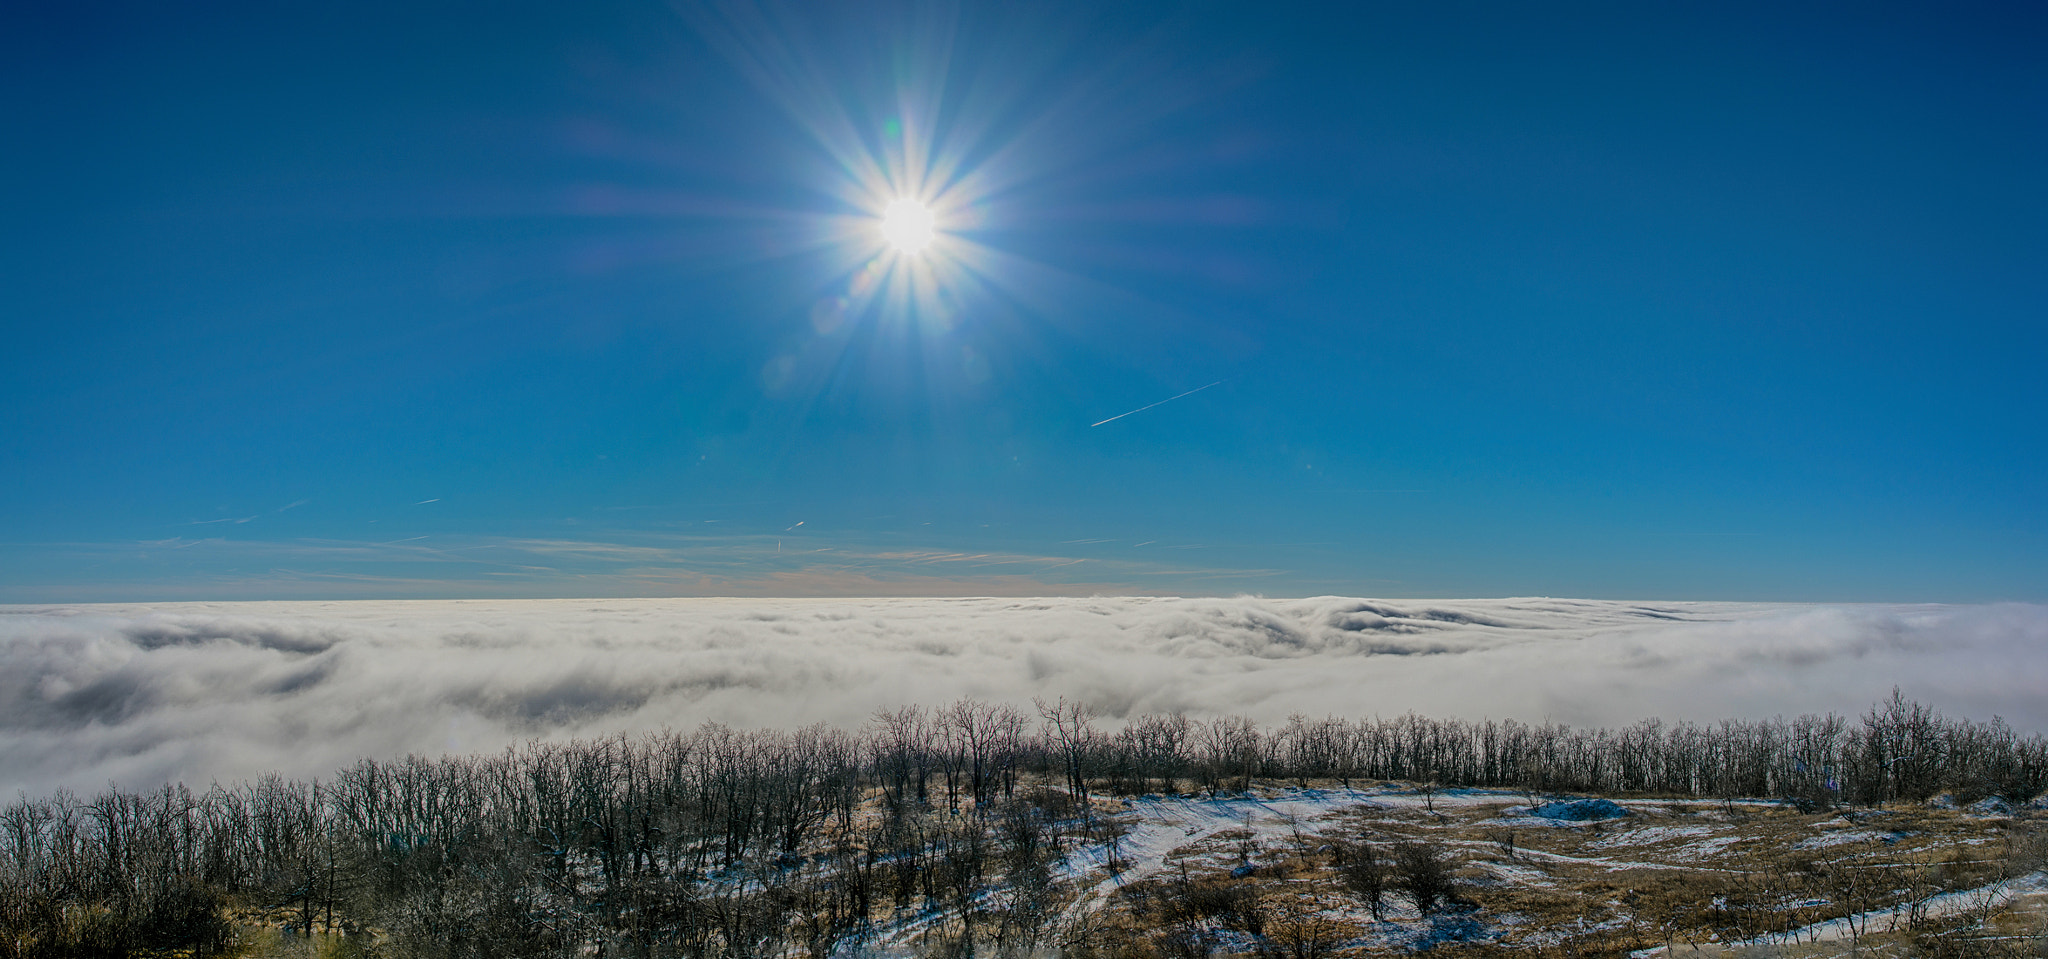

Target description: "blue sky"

left=2, top=0, right=2043, bottom=601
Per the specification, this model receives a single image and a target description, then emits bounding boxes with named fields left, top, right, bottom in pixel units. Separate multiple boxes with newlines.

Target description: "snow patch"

left=1529, top=799, right=1630, bottom=821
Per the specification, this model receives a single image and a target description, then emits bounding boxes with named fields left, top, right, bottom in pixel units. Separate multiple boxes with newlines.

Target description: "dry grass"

left=1060, top=780, right=2046, bottom=958
left=199, top=780, right=2048, bottom=958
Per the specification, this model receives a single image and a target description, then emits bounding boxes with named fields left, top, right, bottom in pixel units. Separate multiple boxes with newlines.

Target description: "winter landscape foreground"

left=3, top=691, right=2046, bottom=958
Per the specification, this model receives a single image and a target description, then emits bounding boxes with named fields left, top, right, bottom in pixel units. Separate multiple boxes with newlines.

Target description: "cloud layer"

left=3, top=597, right=2044, bottom=797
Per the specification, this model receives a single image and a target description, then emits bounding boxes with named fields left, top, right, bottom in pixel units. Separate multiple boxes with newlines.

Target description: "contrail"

left=1091, top=380, right=1224, bottom=427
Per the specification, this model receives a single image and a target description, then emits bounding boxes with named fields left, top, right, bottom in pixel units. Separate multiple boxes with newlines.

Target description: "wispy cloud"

left=0, top=532, right=1284, bottom=602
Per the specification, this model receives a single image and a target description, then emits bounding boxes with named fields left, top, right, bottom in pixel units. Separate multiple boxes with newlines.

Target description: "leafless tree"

left=1035, top=697, right=1098, bottom=805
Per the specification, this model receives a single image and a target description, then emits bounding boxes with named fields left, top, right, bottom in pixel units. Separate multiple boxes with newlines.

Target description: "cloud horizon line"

left=4, top=596, right=2044, bottom=799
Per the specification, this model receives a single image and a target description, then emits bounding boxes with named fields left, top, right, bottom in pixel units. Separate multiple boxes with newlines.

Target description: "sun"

left=878, top=198, right=938, bottom=255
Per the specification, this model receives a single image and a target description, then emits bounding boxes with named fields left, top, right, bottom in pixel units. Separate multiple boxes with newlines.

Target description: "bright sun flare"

left=878, top=198, right=937, bottom=255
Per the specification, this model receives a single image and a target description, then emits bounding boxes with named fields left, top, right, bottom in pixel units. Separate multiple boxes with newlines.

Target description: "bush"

left=1337, top=841, right=1388, bottom=921
left=1396, top=842, right=1458, bottom=917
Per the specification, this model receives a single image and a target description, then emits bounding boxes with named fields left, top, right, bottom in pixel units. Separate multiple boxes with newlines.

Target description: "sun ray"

left=662, top=0, right=1256, bottom=451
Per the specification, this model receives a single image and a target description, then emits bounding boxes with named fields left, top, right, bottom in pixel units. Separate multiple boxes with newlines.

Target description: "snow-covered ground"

left=1064, top=785, right=1525, bottom=884
left=1032, top=784, right=2043, bottom=956
left=1055, top=787, right=1392, bottom=923
left=1628, top=871, right=2048, bottom=956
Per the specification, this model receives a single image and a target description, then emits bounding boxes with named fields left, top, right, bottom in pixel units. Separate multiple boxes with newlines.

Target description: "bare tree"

left=1035, top=697, right=1098, bottom=805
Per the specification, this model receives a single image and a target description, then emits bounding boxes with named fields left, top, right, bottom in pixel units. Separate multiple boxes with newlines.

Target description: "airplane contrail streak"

left=1090, top=380, right=1224, bottom=428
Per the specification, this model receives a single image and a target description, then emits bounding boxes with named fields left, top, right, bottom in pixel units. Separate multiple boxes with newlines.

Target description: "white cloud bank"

left=3, top=597, right=2044, bottom=798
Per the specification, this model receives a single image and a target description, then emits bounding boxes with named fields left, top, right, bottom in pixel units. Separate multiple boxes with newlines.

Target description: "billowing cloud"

left=1, top=597, right=2043, bottom=797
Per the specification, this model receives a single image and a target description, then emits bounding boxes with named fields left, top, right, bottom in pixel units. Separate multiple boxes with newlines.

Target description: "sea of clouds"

left=3, top=597, right=2044, bottom=798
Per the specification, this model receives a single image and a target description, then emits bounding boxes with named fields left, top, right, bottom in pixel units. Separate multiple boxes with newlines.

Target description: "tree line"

left=2, top=691, right=2042, bottom=957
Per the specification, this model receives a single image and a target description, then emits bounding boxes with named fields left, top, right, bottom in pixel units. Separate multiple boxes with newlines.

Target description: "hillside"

left=3, top=695, right=2045, bottom=958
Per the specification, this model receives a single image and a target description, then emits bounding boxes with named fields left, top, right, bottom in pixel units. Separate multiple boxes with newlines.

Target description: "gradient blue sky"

left=3, top=0, right=2043, bottom=601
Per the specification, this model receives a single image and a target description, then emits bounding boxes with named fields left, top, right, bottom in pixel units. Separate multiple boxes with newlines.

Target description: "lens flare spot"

left=879, top=198, right=937, bottom=255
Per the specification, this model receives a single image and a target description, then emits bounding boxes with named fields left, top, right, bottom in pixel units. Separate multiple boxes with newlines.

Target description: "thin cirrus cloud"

left=1, top=596, right=2043, bottom=798
left=0, top=533, right=1277, bottom=603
